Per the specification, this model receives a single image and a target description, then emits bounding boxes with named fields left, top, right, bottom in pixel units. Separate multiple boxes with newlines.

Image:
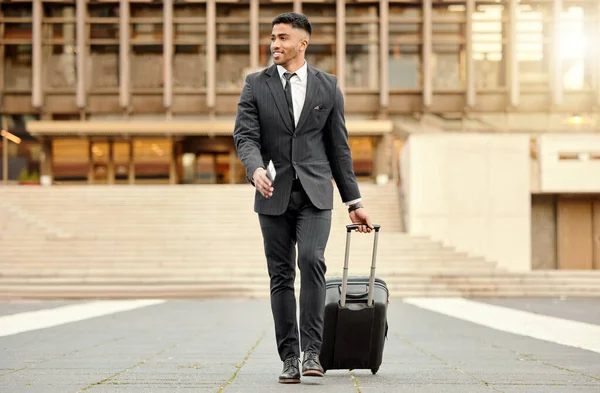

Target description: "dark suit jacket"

left=233, top=63, right=361, bottom=215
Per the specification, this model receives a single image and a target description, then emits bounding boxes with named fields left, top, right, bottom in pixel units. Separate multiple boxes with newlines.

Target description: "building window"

left=53, top=139, right=90, bottom=182
left=432, top=4, right=466, bottom=91
left=516, top=3, right=548, bottom=91
left=91, top=141, right=109, bottom=183
left=113, top=142, right=131, bottom=184
left=3, top=2, right=33, bottom=91
left=88, top=2, right=120, bottom=91
left=559, top=4, right=591, bottom=91
left=349, top=137, right=373, bottom=177
left=216, top=4, right=250, bottom=90
left=473, top=3, right=507, bottom=90
left=346, top=4, right=379, bottom=90
left=131, top=2, right=163, bottom=92
left=389, top=4, right=421, bottom=89
left=91, top=45, right=119, bottom=90
left=134, top=139, right=171, bottom=183
left=303, top=3, right=336, bottom=75
left=132, top=45, right=163, bottom=90
left=174, top=2, right=206, bottom=91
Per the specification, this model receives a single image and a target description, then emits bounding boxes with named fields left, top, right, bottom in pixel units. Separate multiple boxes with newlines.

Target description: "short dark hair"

left=272, top=12, right=312, bottom=37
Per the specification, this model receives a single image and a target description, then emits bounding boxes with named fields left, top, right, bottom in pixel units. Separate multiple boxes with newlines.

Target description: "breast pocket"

left=313, top=106, right=331, bottom=114
left=311, top=106, right=331, bottom=128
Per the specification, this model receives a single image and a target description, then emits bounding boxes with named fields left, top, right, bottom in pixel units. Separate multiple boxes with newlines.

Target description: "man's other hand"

left=253, top=168, right=274, bottom=198
left=349, top=207, right=373, bottom=233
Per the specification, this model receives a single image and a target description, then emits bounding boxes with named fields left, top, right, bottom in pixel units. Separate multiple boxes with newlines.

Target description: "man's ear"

left=299, top=38, right=309, bottom=52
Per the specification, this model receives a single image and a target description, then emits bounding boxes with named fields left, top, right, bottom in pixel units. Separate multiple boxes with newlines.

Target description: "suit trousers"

left=258, top=180, right=332, bottom=361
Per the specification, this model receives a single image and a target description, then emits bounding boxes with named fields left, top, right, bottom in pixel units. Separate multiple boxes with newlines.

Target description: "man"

left=233, top=12, right=373, bottom=384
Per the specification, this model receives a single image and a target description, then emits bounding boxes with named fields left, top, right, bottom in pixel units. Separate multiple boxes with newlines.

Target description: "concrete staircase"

left=1, top=184, right=599, bottom=298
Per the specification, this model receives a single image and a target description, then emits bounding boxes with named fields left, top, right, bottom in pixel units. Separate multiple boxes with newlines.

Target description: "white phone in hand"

left=266, top=160, right=276, bottom=182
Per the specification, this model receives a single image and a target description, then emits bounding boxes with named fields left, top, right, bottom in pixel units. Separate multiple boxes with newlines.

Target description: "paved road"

left=1, top=298, right=599, bottom=393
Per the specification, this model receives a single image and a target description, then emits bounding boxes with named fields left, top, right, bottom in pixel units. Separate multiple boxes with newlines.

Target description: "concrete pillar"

left=40, top=137, right=53, bottom=185
left=250, top=0, right=259, bottom=70
left=206, top=0, right=216, bottom=110
left=1, top=118, right=7, bottom=185
left=379, top=0, right=389, bottom=110
left=76, top=0, right=86, bottom=109
left=64, top=5, right=76, bottom=90
left=509, top=0, right=519, bottom=107
left=422, top=0, right=432, bottom=108
left=0, top=7, right=4, bottom=104
left=374, top=134, right=392, bottom=184
left=368, top=6, right=378, bottom=89
left=164, top=0, right=173, bottom=109
left=466, top=0, right=475, bottom=108
left=336, top=0, right=345, bottom=92
left=120, top=0, right=130, bottom=109
left=552, top=0, right=563, bottom=106
left=597, top=1, right=600, bottom=106
left=32, top=0, right=43, bottom=108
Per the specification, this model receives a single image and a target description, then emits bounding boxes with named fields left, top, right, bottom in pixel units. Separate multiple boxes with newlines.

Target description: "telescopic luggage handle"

left=340, top=224, right=381, bottom=307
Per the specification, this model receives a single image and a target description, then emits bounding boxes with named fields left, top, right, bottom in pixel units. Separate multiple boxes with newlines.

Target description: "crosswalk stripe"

left=0, top=299, right=166, bottom=338
left=404, top=297, right=600, bottom=354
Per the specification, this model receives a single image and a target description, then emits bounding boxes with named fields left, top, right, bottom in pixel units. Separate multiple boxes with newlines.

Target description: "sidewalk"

left=1, top=299, right=599, bottom=392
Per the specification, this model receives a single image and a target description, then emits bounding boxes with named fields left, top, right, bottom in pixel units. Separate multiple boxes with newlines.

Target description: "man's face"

left=271, top=23, right=308, bottom=68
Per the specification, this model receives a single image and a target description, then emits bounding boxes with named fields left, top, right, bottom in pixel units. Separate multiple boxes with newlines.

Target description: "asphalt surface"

left=1, top=298, right=599, bottom=393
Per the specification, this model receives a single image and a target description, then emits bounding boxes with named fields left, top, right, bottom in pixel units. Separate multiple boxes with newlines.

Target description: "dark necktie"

left=283, top=72, right=296, bottom=129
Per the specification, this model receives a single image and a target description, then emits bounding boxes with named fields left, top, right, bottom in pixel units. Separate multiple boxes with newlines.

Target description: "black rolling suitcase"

left=320, top=224, right=389, bottom=374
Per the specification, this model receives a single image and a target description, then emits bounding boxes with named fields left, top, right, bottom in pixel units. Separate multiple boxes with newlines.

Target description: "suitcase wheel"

left=371, top=367, right=379, bottom=375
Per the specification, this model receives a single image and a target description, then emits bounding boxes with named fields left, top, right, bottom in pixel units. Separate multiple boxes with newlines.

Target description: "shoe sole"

left=279, top=378, right=301, bottom=384
left=302, top=370, right=324, bottom=377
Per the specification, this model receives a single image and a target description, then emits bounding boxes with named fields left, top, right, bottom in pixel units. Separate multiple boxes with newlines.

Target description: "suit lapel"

left=265, top=65, right=294, bottom=134
left=295, top=65, right=320, bottom=133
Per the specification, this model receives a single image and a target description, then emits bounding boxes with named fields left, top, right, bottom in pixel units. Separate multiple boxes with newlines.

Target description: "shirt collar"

left=277, top=61, right=308, bottom=82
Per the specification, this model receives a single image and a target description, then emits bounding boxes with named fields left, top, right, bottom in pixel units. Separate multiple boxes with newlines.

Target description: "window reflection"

left=113, top=142, right=130, bottom=184
left=389, top=5, right=421, bottom=89
left=91, top=142, right=109, bottom=183
left=349, top=137, right=373, bottom=178
left=217, top=4, right=250, bottom=89
left=134, top=139, right=171, bottom=183
left=303, top=3, right=336, bottom=75
left=473, top=4, right=506, bottom=89
left=174, top=3, right=206, bottom=90
left=516, top=4, right=547, bottom=90
left=560, top=5, right=589, bottom=90
left=53, top=139, right=89, bottom=182
left=346, top=4, right=379, bottom=89
left=432, top=4, right=465, bottom=90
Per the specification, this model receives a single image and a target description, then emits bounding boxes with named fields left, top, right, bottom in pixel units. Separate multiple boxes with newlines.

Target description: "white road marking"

left=403, top=297, right=600, bottom=354
left=0, top=299, right=165, bottom=338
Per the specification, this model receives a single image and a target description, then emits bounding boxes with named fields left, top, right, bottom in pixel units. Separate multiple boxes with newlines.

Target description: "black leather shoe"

left=302, top=351, right=324, bottom=377
left=279, top=357, right=300, bottom=384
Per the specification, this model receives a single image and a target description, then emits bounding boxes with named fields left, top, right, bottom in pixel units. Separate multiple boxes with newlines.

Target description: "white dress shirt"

left=277, top=62, right=307, bottom=128
left=276, top=62, right=361, bottom=207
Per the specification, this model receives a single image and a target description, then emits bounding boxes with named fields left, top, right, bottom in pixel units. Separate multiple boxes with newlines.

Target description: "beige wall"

left=400, top=133, right=531, bottom=272
left=538, top=134, right=600, bottom=193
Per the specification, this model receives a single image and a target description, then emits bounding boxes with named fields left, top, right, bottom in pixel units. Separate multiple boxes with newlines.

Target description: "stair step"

left=12, top=184, right=585, bottom=299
